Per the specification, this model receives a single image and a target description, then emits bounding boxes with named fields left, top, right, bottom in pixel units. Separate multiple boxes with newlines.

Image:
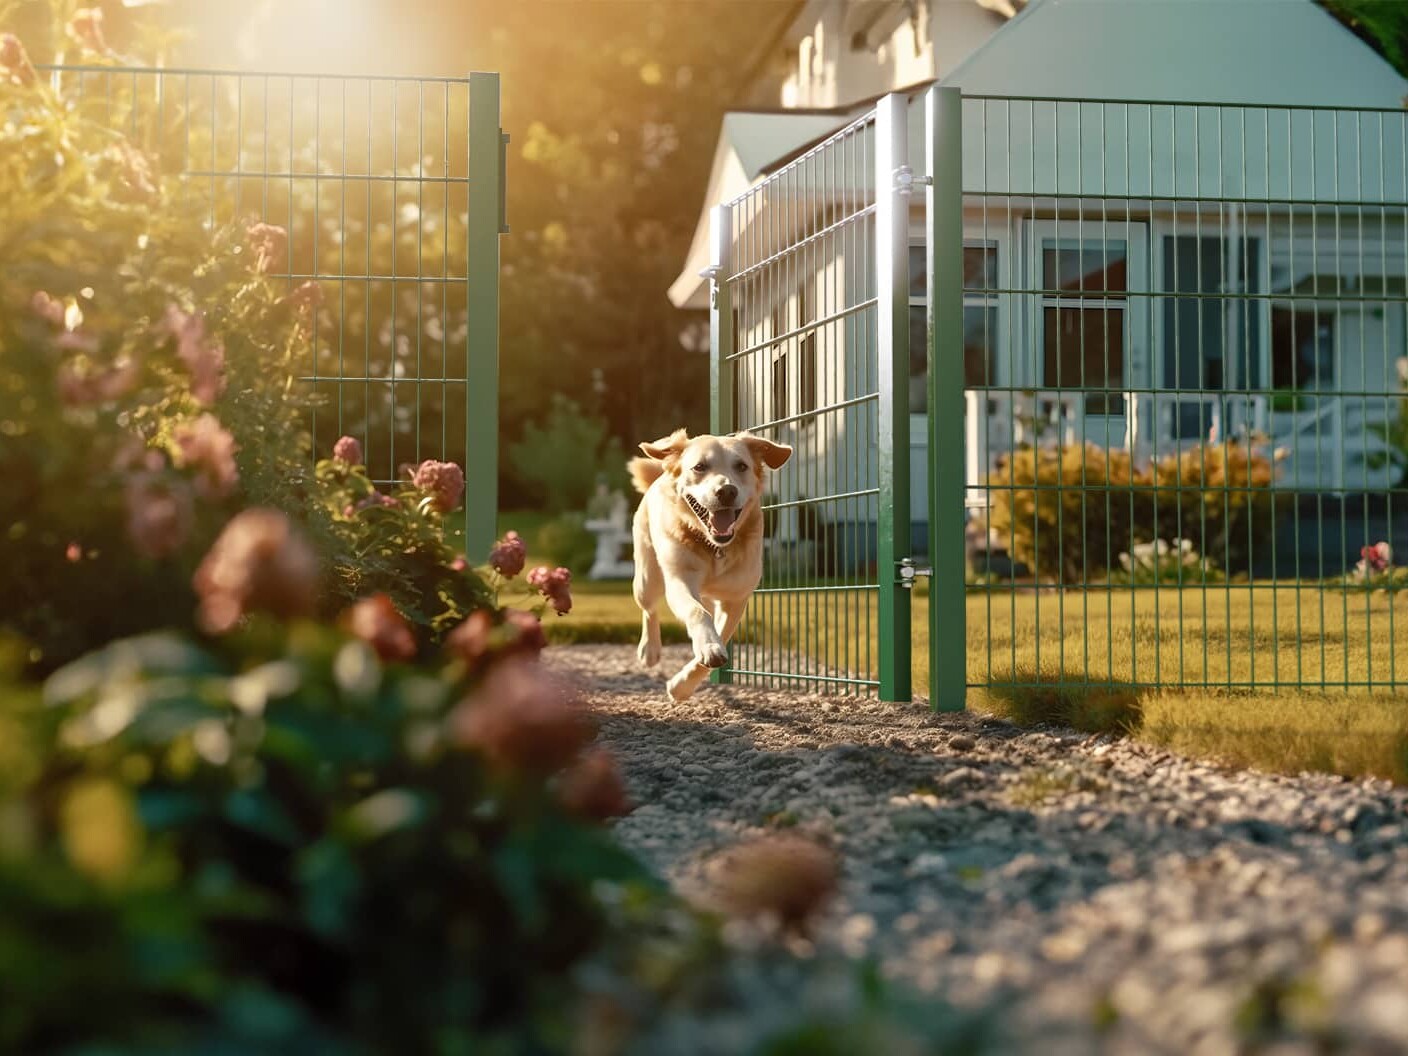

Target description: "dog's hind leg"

left=632, top=540, right=663, bottom=669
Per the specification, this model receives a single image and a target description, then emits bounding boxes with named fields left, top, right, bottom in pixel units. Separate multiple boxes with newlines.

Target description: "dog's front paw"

left=637, top=638, right=661, bottom=668
left=694, top=641, right=729, bottom=669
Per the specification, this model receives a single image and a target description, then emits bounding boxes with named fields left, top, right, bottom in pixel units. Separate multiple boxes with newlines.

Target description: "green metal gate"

left=710, top=85, right=1408, bottom=705
left=39, top=64, right=506, bottom=558
left=707, top=94, right=931, bottom=701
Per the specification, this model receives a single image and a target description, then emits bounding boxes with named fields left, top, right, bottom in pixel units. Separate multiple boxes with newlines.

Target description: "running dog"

left=627, top=429, right=792, bottom=701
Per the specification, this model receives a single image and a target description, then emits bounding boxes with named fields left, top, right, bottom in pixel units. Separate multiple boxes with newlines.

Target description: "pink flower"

left=65, top=8, right=111, bottom=56
left=527, top=565, right=573, bottom=615
left=193, top=509, right=319, bottom=633
left=158, top=306, right=225, bottom=406
left=65, top=542, right=82, bottom=563
left=31, top=291, right=64, bottom=327
left=112, top=439, right=165, bottom=475
left=279, top=280, right=323, bottom=329
left=350, top=490, right=397, bottom=515
left=105, top=141, right=158, bottom=202
left=57, top=357, right=138, bottom=406
left=502, top=608, right=548, bottom=653
left=332, top=435, right=363, bottom=465
left=488, top=530, right=526, bottom=577
left=342, top=594, right=417, bottom=662
left=449, top=555, right=468, bottom=572
left=557, top=748, right=632, bottom=822
left=246, top=222, right=288, bottom=275
left=412, top=459, right=465, bottom=513
left=124, top=473, right=194, bottom=560
left=444, top=609, right=546, bottom=669
left=1, top=33, right=37, bottom=87
left=173, top=414, right=239, bottom=500
left=1361, top=542, right=1393, bottom=574
left=449, top=658, right=594, bottom=773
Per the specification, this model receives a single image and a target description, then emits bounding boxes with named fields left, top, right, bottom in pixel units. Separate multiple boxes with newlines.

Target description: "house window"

left=798, top=277, right=818, bottom=426
left=907, top=242, right=998, bottom=414
left=1270, top=308, right=1334, bottom=392
left=1162, top=235, right=1262, bottom=440
left=772, top=350, right=789, bottom=423
left=1040, top=239, right=1126, bottom=414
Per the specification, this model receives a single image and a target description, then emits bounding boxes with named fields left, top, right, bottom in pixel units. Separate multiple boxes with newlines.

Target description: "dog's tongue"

left=708, top=508, right=738, bottom=537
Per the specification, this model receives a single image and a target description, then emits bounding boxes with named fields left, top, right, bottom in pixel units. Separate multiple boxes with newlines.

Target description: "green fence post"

left=708, top=203, right=736, bottom=686
left=876, top=93, right=913, bottom=703
left=927, top=85, right=966, bottom=712
left=465, top=71, right=504, bottom=562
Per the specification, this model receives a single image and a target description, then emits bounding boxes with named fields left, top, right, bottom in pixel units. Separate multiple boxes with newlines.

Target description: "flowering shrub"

left=308, top=447, right=492, bottom=641
left=1344, top=540, right=1408, bottom=593
left=0, top=41, right=507, bottom=668
left=0, top=46, right=319, bottom=668
left=1109, top=538, right=1223, bottom=586
left=983, top=441, right=1278, bottom=581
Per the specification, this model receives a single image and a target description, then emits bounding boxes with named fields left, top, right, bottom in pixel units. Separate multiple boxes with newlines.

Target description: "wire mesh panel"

left=709, top=97, right=913, bottom=698
left=948, top=94, right=1408, bottom=695
left=37, top=64, right=503, bottom=553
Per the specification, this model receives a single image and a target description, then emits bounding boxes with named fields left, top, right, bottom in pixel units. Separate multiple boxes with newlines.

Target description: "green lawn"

left=548, top=581, right=1408, bottom=783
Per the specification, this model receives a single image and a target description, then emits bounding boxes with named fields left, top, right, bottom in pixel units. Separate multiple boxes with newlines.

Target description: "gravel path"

left=550, top=644, right=1408, bottom=1055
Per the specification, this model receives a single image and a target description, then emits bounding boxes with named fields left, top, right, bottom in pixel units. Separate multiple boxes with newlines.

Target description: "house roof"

left=668, top=110, right=855, bottom=309
left=942, top=0, right=1408, bottom=107
left=670, top=0, right=1408, bottom=310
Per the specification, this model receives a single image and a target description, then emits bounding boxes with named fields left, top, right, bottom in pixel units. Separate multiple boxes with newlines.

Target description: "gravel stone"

left=550, top=644, right=1408, bottom=1054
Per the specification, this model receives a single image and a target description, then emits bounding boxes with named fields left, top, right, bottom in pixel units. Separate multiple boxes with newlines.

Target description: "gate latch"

left=898, top=557, right=932, bottom=589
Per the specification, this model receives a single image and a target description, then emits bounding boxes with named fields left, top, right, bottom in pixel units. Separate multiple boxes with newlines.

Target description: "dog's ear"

left=741, top=433, right=793, bottom=470
left=639, top=428, right=689, bottom=463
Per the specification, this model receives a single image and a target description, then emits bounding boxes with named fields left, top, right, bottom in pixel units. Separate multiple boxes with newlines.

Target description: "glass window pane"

left=909, top=244, right=927, bottom=298
left=964, top=245, right=998, bottom=292
left=1270, top=307, right=1334, bottom=391
left=909, top=305, right=995, bottom=410
left=909, top=305, right=928, bottom=412
left=964, top=306, right=996, bottom=387
left=909, top=243, right=998, bottom=297
left=1043, top=240, right=1127, bottom=296
left=1043, top=306, right=1124, bottom=413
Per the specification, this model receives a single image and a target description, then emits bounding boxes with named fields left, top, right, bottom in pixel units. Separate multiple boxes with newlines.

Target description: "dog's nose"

left=716, top=483, right=738, bottom=505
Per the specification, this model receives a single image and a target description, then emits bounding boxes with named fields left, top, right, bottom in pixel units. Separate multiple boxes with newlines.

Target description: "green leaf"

left=44, top=633, right=220, bottom=707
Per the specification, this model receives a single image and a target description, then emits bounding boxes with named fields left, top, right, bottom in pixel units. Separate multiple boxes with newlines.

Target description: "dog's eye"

left=736, top=461, right=748, bottom=472
left=692, top=463, right=708, bottom=473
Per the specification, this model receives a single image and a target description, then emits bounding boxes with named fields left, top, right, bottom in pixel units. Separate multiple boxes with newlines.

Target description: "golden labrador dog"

left=627, top=429, right=793, bottom=701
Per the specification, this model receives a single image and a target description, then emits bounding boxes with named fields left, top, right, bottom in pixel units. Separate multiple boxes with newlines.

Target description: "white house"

left=672, top=0, right=1408, bottom=570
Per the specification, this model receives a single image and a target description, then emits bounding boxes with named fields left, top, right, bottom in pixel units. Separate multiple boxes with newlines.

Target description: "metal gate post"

left=466, top=71, right=504, bottom=561
left=876, top=93, right=913, bottom=702
left=707, top=203, right=735, bottom=686
left=927, top=85, right=967, bottom=712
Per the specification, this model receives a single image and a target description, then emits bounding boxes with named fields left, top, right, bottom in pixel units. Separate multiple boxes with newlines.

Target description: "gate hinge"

left=898, top=557, right=932, bottom=589
left=893, top=165, right=932, bottom=196
left=699, top=263, right=723, bottom=307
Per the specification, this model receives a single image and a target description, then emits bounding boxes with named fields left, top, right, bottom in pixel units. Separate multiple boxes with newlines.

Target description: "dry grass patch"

left=1137, top=690, right=1408, bottom=784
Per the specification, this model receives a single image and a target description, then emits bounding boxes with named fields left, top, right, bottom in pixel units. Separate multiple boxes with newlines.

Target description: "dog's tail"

left=627, top=456, right=663, bottom=496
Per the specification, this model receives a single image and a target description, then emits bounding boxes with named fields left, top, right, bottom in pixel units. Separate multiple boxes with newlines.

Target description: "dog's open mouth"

left=685, top=493, right=740, bottom=546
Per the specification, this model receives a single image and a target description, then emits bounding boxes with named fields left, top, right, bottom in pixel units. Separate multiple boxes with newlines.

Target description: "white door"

left=1026, top=221, right=1149, bottom=451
